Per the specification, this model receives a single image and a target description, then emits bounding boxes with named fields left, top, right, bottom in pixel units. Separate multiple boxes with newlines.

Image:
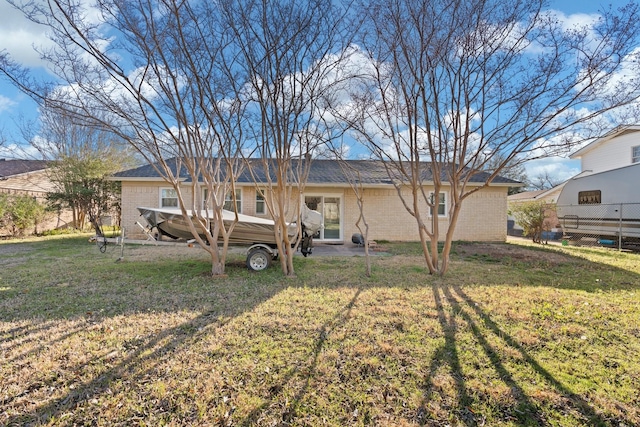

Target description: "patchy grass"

left=1, top=236, right=639, bottom=426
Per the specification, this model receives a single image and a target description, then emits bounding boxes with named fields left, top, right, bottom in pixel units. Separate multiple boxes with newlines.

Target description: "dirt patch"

left=456, top=242, right=575, bottom=265
left=122, top=241, right=576, bottom=265
left=122, top=242, right=211, bottom=261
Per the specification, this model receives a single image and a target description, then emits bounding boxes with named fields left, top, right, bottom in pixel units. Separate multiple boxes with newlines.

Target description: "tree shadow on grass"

left=1, top=319, right=91, bottom=365
left=418, top=281, right=619, bottom=426
left=3, top=309, right=229, bottom=425
left=1, top=240, right=293, bottom=425
left=417, top=284, right=478, bottom=426
left=2, top=238, right=637, bottom=425
left=238, top=287, right=363, bottom=426
left=453, top=282, right=631, bottom=426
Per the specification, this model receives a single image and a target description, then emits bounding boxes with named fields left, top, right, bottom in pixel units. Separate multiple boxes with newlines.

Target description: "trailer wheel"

left=246, top=248, right=271, bottom=271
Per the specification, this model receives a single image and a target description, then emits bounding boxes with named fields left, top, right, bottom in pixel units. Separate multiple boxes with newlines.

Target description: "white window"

left=202, top=188, right=242, bottom=211
left=429, top=192, right=447, bottom=217
left=224, top=189, right=242, bottom=212
left=160, top=188, right=178, bottom=208
left=255, top=190, right=266, bottom=215
left=633, top=146, right=640, bottom=163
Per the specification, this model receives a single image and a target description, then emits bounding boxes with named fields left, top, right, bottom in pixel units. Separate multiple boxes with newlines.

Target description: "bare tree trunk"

left=355, top=203, right=371, bottom=277
left=332, top=0, right=640, bottom=275
left=417, top=221, right=437, bottom=274
left=0, top=1, right=246, bottom=277
left=207, top=248, right=226, bottom=276
left=342, top=167, right=372, bottom=276
left=221, top=0, right=353, bottom=276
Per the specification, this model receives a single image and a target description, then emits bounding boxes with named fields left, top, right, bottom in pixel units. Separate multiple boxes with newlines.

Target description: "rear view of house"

left=115, top=158, right=519, bottom=244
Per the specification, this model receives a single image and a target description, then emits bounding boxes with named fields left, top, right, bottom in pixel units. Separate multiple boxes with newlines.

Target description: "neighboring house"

left=0, top=158, right=72, bottom=234
left=114, top=158, right=520, bottom=243
left=0, top=158, right=53, bottom=199
left=570, top=125, right=640, bottom=175
left=510, top=125, right=640, bottom=240
left=507, top=186, right=564, bottom=238
left=555, top=124, right=640, bottom=209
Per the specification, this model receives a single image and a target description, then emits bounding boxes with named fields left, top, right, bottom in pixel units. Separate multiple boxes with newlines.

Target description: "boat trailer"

left=137, top=205, right=323, bottom=271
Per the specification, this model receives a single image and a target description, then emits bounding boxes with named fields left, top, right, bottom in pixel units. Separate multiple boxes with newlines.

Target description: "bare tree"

left=483, top=153, right=528, bottom=195
left=218, top=0, right=354, bottom=276
left=25, top=107, right=136, bottom=231
left=340, top=163, right=372, bottom=276
left=322, top=137, right=374, bottom=276
left=1, top=0, right=248, bottom=276
left=530, top=171, right=563, bottom=191
left=342, top=0, right=640, bottom=274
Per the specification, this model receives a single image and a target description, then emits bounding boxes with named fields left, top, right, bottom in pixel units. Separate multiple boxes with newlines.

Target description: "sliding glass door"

left=305, top=195, right=342, bottom=241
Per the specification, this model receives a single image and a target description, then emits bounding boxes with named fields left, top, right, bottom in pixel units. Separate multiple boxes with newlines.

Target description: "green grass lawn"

left=1, top=236, right=639, bottom=426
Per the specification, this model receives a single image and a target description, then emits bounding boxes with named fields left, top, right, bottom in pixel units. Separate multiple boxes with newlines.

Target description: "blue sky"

left=0, top=0, right=633, bottom=184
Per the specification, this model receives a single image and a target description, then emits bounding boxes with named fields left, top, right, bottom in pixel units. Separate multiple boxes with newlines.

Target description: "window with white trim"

left=160, top=188, right=178, bottom=208
left=429, top=192, right=446, bottom=217
left=224, top=189, right=242, bottom=212
left=255, top=190, right=266, bottom=215
left=633, top=145, right=640, bottom=163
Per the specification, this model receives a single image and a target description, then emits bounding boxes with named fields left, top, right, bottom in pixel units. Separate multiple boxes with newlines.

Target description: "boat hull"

left=137, top=207, right=294, bottom=246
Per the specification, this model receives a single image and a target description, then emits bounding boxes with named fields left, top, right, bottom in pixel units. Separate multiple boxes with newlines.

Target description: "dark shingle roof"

left=0, top=159, right=49, bottom=179
left=113, top=158, right=521, bottom=186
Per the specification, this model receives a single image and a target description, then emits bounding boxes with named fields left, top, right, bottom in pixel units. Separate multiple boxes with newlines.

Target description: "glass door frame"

left=303, top=193, right=343, bottom=242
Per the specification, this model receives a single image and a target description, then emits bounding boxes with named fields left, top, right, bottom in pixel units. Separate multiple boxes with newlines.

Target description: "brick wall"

left=451, top=187, right=507, bottom=241
left=343, top=186, right=507, bottom=242
left=121, top=182, right=181, bottom=237
left=0, top=170, right=55, bottom=197
left=122, top=181, right=508, bottom=242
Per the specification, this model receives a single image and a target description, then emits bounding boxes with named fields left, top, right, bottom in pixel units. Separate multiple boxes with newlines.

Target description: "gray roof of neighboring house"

left=113, top=157, right=521, bottom=186
left=508, top=189, right=548, bottom=201
left=0, top=159, right=49, bottom=179
left=507, top=183, right=566, bottom=203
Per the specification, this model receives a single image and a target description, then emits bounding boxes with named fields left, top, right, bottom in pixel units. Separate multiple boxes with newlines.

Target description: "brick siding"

left=122, top=181, right=508, bottom=242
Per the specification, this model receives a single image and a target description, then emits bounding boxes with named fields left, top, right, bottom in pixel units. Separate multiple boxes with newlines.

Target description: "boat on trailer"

left=137, top=205, right=323, bottom=270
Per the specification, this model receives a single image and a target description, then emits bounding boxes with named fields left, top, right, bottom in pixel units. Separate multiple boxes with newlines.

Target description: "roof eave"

left=114, top=178, right=514, bottom=188
left=570, top=125, right=640, bottom=159
left=111, top=176, right=188, bottom=182
left=0, top=169, right=48, bottom=180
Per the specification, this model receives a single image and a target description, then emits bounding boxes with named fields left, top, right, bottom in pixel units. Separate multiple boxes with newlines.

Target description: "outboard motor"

left=300, top=225, right=314, bottom=257
left=299, top=204, right=323, bottom=257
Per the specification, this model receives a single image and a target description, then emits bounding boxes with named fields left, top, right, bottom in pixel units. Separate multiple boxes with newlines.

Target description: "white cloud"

left=524, top=10, right=602, bottom=54
left=0, top=142, right=40, bottom=159
left=524, top=156, right=581, bottom=184
left=0, top=94, right=15, bottom=113
left=552, top=10, right=601, bottom=31
left=0, top=2, right=54, bottom=68
left=0, top=1, right=107, bottom=69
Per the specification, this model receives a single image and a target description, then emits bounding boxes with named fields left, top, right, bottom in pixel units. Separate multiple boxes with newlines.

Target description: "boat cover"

left=138, top=205, right=320, bottom=245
